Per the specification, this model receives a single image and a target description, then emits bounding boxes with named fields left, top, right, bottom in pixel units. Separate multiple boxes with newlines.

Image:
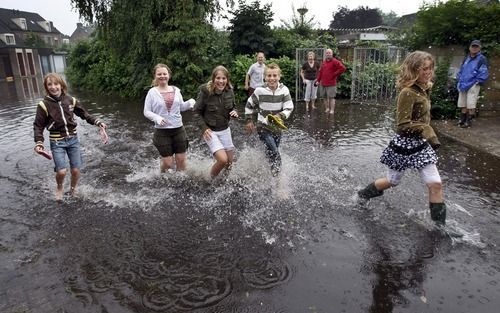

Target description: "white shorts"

left=386, top=163, right=442, bottom=186
left=303, top=79, right=318, bottom=101
left=205, top=127, right=235, bottom=155
left=457, top=84, right=480, bottom=109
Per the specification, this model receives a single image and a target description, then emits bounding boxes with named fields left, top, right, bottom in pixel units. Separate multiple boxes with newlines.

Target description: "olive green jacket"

left=396, top=83, right=440, bottom=147
left=193, top=83, right=235, bottom=133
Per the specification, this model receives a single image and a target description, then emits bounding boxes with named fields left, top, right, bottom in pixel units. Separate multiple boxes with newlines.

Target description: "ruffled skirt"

left=380, top=134, right=437, bottom=171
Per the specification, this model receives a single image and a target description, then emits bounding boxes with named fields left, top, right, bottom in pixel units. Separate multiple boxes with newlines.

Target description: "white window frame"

left=1, top=33, right=16, bottom=45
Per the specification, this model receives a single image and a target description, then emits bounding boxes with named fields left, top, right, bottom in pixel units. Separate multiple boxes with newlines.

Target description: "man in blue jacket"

left=456, top=40, right=489, bottom=128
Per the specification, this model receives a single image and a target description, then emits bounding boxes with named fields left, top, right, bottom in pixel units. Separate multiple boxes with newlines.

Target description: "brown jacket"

left=396, top=83, right=440, bottom=147
left=33, top=94, right=102, bottom=143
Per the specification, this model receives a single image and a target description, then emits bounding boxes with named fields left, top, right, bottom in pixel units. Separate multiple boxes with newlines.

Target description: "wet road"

left=1, top=84, right=499, bottom=313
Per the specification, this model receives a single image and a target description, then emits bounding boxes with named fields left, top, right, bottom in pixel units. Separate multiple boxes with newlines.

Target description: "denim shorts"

left=49, top=136, right=83, bottom=171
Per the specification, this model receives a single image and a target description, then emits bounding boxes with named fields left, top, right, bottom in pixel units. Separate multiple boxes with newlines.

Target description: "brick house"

left=0, top=8, right=68, bottom=98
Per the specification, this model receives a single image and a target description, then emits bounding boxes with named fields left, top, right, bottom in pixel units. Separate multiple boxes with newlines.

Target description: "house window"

left=20, top=19, right=27, bottom=30
left=5, top=34, right=16, bottom=45
left=27, top=52, right=36, bottom=75
left=17, top=52, right=26, bottom=76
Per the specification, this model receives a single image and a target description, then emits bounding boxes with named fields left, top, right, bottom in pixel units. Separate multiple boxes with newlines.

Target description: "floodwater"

left=1, top=82, right=499, bottom=313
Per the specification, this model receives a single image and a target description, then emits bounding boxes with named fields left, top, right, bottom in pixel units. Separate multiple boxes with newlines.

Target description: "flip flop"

left=266, top=114, right=287, bottom=130
left=100, top=127, right=109, bottom=144
left=38, top=150, right=52, bottom=160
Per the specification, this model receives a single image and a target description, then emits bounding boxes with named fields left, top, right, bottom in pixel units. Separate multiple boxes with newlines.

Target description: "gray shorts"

left=319, top=85, right=337, bottom=98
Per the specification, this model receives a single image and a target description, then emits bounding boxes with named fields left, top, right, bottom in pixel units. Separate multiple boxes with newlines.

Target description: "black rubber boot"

left=460, top=113, right=471, bottom=128
left=358, top=182, right=384, bottom=199
left=457, top=113, right=467, bottom=126
left=429, top=202, right=446, bottom=226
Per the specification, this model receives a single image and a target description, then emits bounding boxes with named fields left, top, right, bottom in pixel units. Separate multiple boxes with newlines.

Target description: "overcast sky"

left=1, top=0, right=432, bottom=36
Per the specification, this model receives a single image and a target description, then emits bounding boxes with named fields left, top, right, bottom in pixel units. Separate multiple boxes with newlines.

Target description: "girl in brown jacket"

left=357, top=51, right=446, bottom=226
left=33, top=73, right=107, bottom=200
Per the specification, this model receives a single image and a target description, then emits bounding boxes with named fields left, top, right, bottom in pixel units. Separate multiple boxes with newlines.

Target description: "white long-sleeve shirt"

left=143, top=86, right=195, bottom=129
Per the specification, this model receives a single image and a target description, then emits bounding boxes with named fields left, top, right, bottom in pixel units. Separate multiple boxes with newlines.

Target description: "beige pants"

left=457, top=84, right=480, bottom=109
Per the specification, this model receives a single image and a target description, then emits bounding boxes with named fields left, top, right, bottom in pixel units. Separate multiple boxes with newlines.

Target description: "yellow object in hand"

left=266, top=114, right=287, bottom=130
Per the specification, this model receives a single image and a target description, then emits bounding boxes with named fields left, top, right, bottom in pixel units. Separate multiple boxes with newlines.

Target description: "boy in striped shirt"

left=245, top=63, right=294, bottom=176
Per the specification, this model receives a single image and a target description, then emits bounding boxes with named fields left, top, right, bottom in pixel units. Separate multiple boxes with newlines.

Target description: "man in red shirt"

left=315, top=49, right=346, bottom=115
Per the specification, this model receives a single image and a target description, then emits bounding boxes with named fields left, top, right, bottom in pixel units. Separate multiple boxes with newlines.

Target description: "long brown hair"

left=206, top=65, right=233, bottom=94
left=396, top=51, right=434, bottom=90
left=43, top=73, right=68, bottom=96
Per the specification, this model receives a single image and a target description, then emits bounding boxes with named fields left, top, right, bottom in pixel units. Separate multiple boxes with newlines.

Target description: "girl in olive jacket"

left=358, top=51, right=446, bottom=226
left=193, top=66, right=238, bottom=178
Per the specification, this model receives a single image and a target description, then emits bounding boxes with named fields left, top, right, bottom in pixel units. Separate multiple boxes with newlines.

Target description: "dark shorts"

left=153, top=126, right=188, bottom=157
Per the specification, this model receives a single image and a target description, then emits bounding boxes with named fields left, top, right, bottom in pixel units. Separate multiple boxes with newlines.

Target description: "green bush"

left=430, top=57, right=458, bottom=119
left=230, top=55, right=297, bottom=106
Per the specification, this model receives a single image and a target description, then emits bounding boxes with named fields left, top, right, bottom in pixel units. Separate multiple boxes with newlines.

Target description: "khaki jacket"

left=396, top=83, right=440, bottom=147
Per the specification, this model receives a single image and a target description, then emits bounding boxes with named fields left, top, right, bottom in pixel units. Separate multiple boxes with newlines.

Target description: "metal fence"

left=295, top=48, right=325, bottom=103
left=350, top=47, right=406, bottom=103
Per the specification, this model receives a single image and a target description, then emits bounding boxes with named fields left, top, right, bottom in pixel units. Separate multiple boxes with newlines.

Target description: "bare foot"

left=329, top=110, right=335, bottom=114
left=55, top=186, right=64, bottom=201
left=70, top=187, right=77, bottom=197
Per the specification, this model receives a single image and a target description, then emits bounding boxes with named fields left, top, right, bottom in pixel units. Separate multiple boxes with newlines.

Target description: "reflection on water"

left=0, top=85, right=499, bottom=313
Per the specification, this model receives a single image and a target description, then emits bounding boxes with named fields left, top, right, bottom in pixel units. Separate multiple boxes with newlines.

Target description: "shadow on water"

left=1, top=85, right=499, bottom=312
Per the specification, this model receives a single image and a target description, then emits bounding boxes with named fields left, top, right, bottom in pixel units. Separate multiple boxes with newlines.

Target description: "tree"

left=378, top=10, right=399, bottom=26
left=228, top=0, right=275, bottom=55
left=329, top=6, right=383, bottom=29
left=66, top=0, right=232, bottom=97
left=401, top=0, right=500, bottom=53
left=24, top=32, right=46, bottom=48
left=280, top=5, right=317, bottom=37
left=70, top=0, right=232, bottom=24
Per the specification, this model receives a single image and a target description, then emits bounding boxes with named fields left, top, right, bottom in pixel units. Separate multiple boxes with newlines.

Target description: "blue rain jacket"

left=456, top=52, right=489, bottom=92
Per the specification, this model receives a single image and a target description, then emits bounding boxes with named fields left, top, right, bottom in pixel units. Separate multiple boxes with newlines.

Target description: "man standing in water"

left=456, top=39, right=489, bottom=128
left=315, top=49, right=346, bottom=115
left=244, top=51, right=266, bottom=97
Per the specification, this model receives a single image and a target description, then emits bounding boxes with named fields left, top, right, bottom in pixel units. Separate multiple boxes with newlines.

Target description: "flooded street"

left=1, top=84, right=499, bottom=313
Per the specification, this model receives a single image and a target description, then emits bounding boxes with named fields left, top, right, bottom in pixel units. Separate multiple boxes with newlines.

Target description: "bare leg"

left=324, top=98, right=329, bottom=113
left=55, top=169, right=66, bottom=201
left=160, top=156, right=174, bottom=172
left=225, top=150, right=234, bottom=171
left=305, top=101, right=310, bottom=111
left=329, top=98, right=336, bottom=114
left=69, top=168, right=80, bottom=196
left=374, top=177, right=392, bottom=191
left=210, top=150, right=229, bottom=177
left=311, top=99, right=316, bottom=109
left=174, top=153, right=187, bottom=171
left=427, top=182, right=443, bottom=203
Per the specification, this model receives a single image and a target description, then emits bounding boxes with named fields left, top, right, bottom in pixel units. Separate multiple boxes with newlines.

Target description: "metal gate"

left=350, top=47, right=406, bottom=102
left=295, top=48, right=325, bottom=103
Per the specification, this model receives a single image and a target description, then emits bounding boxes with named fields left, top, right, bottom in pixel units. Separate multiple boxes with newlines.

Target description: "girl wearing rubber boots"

left=358, top=51, right=446, bottom=226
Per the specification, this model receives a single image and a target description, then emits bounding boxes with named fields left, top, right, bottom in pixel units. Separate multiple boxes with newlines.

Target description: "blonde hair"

left=43, top=73, right=68, bottom=96
left=307, top=51, right=315, bottom=59
left=396, top=51, right=434, bottom=89
left=206, top=65, right=233, bottom=94
left=151, top=63, right=172, bottom=86
left=264, top=63, right=280, bottom=75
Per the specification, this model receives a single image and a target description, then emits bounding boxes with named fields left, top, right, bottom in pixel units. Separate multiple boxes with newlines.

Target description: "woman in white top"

left=144, top=63, right=195, bottom=172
